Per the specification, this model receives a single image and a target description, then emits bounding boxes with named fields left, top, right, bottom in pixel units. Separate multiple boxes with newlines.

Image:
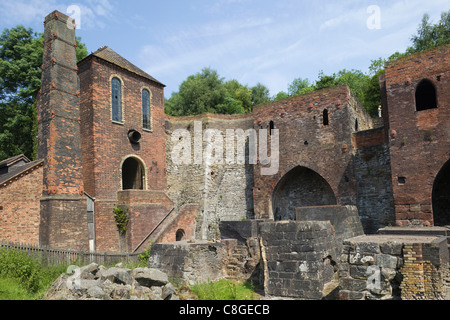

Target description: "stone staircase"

left=225, top=244, right=249, bottom=280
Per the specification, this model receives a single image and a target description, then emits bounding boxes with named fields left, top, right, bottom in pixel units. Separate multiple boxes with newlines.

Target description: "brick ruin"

left=0, top=10, right=449, bottom=300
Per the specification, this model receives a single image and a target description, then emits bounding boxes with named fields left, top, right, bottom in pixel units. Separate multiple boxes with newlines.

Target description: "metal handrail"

left=132, top=207, right=175, bottom=253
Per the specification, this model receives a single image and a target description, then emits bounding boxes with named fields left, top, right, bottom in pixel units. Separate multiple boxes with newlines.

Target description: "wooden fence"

left=0, top=242, right=142, bottom=267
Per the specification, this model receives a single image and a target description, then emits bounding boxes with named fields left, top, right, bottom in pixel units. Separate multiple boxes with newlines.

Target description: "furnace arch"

left=272, top=166, right=337, bottom=221
left=432, top=159, right=450, bottom=226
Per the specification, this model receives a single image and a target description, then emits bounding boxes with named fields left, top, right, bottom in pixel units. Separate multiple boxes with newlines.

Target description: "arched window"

left=323, top=109, right=329, bottom=126
left=415, top=79, right=437, bottom=111
left=269, top=121, right=274, bottom=135
left=122, top=157, right=145, bottom=190
left=142, top=89, right=151, bottom=130
left=176, top=229, right=185, bottom=241
left=111, top=77, right=122, bottom=122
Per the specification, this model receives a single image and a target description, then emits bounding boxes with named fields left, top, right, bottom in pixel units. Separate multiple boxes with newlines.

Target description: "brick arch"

left=272, top=166, right=337, bottom=221
left=119, top=155, right=148, bottom=190
left=415, top=78, right=437, bottom=111
left=432, top=158, right=450, bottom=226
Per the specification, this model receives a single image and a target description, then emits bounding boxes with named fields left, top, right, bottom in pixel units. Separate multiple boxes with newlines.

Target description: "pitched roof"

left=85, top=46, right=165, bottom=86
left=0, top=159, right=44, bottom=188
left=0, top=154, right=31, bottom=170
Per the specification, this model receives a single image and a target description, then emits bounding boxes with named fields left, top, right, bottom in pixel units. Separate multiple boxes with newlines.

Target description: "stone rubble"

left=43, top=263, right=182, bottom=300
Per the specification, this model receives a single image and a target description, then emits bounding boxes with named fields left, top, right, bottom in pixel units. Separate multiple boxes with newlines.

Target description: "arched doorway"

left=432, top=159, right=450, bottom=226
left=122, top=157, right=145, bottom=190
left=272, top=166, right=337, bottom=221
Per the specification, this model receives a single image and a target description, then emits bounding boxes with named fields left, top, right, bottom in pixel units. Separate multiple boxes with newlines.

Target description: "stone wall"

left=353, top=128, right=395, bottom=234
left=165, top=114, right=255, bottom=240
left=295, top=205, right=364, bottom=254
left=339, top=234, right=449, bottom=300
left=259, top=221, right=339, bottom=299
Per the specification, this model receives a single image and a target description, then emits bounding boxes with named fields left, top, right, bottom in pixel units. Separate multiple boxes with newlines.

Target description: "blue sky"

left=0, top=0, right=448, bottom=98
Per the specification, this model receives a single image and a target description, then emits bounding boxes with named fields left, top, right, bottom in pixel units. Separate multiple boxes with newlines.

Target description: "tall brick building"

left=0, top=11, right=448, bottom=252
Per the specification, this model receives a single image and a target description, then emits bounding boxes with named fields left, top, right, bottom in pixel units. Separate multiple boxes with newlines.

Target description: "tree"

left=250, top=82, right=271, bottom=106
left=165, top=68, right=227, bottom=116
left=223, top=79, right=252, bottom=113
left=288, top=77, right=315, bottom=96
left=165, top=68, right=260, bottom=116
left=0, top=25, right=88, bottom=161
left=273, top=91, right=289, bottom=101
left=407, top=10, right=450, bottom=54
left=315, top=71, right=337, bottom=90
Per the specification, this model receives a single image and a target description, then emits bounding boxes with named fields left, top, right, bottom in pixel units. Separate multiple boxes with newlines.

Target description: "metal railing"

left=0, top=241, right=141, bottom=267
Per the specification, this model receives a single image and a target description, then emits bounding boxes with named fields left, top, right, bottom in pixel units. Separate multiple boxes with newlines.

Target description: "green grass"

left=191, top=280, right=259, bottom=300
left=0, top=248, right=69, bottom=300
left=0, top=276, right=35, bottom=300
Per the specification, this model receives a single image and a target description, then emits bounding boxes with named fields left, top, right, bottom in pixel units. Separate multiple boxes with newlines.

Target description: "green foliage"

left=273, top=91, right=289, bottom=101
left=407, top=10, right=450, bottom=54
left=113, top=206, right=129, bottom=235
left=137, top=241, right=153, bottom=265
left=0, top=25, right=88, bottom=162
left=165, top=68, right=272, bottom=116
left=0, top=248, right=42, bottom=293
left=191, top=280, right=258, bottom=300
left=250, top=82, right=271, bottom=106
left=0, top=247, right=76, bottom=299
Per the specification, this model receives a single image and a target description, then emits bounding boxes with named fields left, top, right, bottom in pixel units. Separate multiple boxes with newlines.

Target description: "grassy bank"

left=0, top=247, right=69, bottom=300
left=191, top=280, right=260, bottom=300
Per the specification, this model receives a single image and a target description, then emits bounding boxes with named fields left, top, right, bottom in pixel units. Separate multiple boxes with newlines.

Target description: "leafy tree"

left=250, top=82, right=271, bottom=106
left=165, top=68, right=258, bottom=116
left=273, top=91, right=289, bottom=101
left=0, top=25, right=88, bottom=161
left=223, top=79, right=252, bottom=113
left=407, top=10, right=450, bottom=54
left=315, top=71, right=337, bottom=90
left=288, top=77, right=315, bottom=96
left=165, top=68, right=228, bottom=116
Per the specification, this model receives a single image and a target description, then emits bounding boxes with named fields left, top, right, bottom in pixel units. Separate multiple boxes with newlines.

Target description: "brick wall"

left=383, top=44, right=450, bottom=226
left=252, top=85, right=374, bottom=220
left=78, top=51, right=170, bottom=252
left=0, top=163, right=43, bottom=245
left=339, top=235, right=448, bottom=300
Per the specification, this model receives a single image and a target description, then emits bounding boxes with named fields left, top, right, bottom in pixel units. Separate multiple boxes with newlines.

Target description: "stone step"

left=378, top=226, right=450, bottom=237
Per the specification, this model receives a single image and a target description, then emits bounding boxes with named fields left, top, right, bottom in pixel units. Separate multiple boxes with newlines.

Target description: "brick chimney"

left=37, top=10, right=89, bottom=250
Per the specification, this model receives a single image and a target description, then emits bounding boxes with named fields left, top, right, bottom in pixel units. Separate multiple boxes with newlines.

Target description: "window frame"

left=141, top=87, right=152, bottom=131
left=110, top=75, right=124, bottom=124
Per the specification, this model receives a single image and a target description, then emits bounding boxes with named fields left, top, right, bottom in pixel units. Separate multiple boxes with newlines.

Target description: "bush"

left=0, top=248, right=42, bottom=293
